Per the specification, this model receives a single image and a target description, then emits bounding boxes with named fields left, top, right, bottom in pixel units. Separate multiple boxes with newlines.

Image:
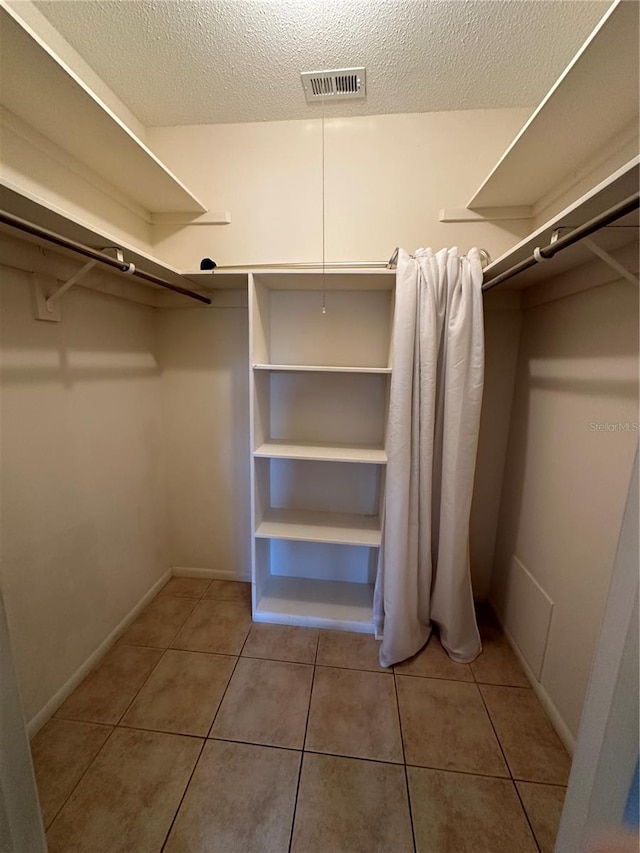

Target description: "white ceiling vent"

left=301, top=68, right=366, bottom=103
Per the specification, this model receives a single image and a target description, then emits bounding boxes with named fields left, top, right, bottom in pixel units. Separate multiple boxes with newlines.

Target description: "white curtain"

left=374, top=247, right=484, bottom=667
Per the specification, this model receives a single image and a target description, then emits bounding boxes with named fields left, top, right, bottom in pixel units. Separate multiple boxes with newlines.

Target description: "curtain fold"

left=374, top=246, right=484, bottom=667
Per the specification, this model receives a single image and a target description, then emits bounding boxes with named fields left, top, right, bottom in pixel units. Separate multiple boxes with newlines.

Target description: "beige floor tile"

left=118, top=595, right=197, bottom=648
left=242, top=623, right=318, bottom=664
left=31, top=719, right=112, bottom=829
left=408, top=767, right=538, bottom=853
left=164, top=740, right=300, bottom=853
left=305, top=666, right=403, bottom=763
left=210, top=657, right=313, bottom=748
left=316, top=630, right=388, bottom=672
left=396, top=675, right=508, bottom=776
left=204, top=579, right=252, bottom=603
left=172, top=599, right=251, bottom=654
left=291, top=752, right=413, bottom=853
left=395, top=636, right=474, bottom=681
left=471, top=621, right=530, bottom=687
left=158, top=576, right=211, bottom=599
left=46, top=727, right=201, bottom=853
left=121, top=650, right=236, bottom=736
left=55, top=645, right=162, bottom=725
left=517, top=781, right=566, bottom=853
left=480, top=685, right=572, bottom=784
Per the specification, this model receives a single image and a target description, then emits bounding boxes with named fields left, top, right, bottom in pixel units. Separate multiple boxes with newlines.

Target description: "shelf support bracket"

left=582, top=237, right=639, bottom=286
left=33, top=260, right=98, bottom=322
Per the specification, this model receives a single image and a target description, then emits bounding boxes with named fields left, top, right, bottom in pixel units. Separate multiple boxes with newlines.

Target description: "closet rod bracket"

left=33, top=259, right=98, bottom=322
left=581, top=237, right=639, bottom=286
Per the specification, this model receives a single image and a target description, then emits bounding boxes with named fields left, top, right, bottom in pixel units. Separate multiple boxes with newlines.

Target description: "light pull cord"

left=321, top=0, right=326, bottom=314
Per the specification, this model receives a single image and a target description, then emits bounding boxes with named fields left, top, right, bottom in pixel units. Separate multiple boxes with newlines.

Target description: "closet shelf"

left=256, top=509, right=381, bottom=547
left=253, top=364, right=392, bottom=374
left=181, top=271, right=249, bottom=290
left=468, top=0, right=638, bottom=211
left=482, top=157, right=639, bottom=290
left=254, top=576, right=375, bottom=632
left=0, top=4, right=206, bottom=215
left=254, top=440, right=387, bottom=464
left=0, top=181, right=249, bottom=304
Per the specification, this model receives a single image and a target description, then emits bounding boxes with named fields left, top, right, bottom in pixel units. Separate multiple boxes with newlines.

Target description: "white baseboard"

left=488, top=600, right=576, bottom=756
left=172, top=566, right=251, bottom=582
left=27, top=569, right=172, bottom=738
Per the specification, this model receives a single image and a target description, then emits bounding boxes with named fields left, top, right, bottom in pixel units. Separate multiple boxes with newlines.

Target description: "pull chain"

left=321, top=0, right=326, bottom=314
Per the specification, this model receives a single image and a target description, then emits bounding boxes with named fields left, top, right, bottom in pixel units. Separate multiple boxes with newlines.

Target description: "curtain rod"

left=211, top=248, right=492, bottom=271
left=482, top=193, right=640, bottom=292
left=0, top=210, right=212, bottom=306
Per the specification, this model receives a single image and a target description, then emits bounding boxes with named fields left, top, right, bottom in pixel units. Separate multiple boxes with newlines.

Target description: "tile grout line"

left=476, top=683, right=543, bottom=853
left=160, top=614, right=252, bottom=851
left=42, top=584, right=203, bottom=833
left=159, top=736, right=208, bottom=852
left=287, top=629, right=320, bottom=853
left=139, top=582, right=243, bottom=852
left=392, top=670, right=418, bottom=853
left=105, top=586, right=212, bottom=848
left=39, top=581, right=244, bottom=843
left=42, top=723, right=119, bottom=835
left=206, top=624, right=254, bottom=740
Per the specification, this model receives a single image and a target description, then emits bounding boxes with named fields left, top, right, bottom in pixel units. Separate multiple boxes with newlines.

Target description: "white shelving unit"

left=249, top=270, right=395, bottom=632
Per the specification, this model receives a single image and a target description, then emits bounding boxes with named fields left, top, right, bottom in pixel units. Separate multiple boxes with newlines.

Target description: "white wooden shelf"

left=254, top=576, right=375, bottom=633
left=181, top=271, right=249, bottom=291
left=254, top=440, right=387, bottom=465
left=0, top=181, right=248, bottom=304
left=0, top=3, right=206, bottom=215
left=482, top=158, right=639, bottom=290
left=253, top=364, right=392, bottom=374
left=468, top=0, right=639, bottom=211
left=255, top=509, right=381, bottom=547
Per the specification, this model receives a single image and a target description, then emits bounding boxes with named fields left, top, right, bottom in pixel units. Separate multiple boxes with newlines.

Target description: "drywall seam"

left=172, top=566, right=252, bottom=583
left=26, top=568, right=171, bottom=738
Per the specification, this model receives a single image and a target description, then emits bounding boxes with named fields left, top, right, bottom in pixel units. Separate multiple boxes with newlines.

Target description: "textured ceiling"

left=33, top=0, right=611, bottom=127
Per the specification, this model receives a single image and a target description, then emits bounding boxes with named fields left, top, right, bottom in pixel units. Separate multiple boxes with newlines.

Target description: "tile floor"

left=31, top=577, right=571, bottom=852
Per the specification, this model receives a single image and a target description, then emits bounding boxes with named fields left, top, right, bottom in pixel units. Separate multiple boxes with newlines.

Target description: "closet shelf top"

left=0, top=3, right=207, bottom=216
left=467, top=0, right=638, bottom=212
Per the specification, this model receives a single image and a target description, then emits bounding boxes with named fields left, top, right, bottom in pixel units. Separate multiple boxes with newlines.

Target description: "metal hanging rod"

left=210, top=260, right=398, bottom=271
left=482, top=192, right=640, bottom=292
left=211, top=247, right=491, bottom=272
left=0, top=209, right=212, bottom=305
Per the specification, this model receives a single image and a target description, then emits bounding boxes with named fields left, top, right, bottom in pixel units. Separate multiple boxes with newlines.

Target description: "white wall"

left=148, top=109, right=532, bottom=269
left=490, top=268, right=639, bottom=742
left=557, top=455, right=638, bottom=851
left=156, top=289, right=522, bottom=597
left=470, top=291, right=523, bottom=598
left=0, top=250, right=168, bottom=727
left=149, top=108, right=531, bottom=593
left=157, top=305, right=251, bottom=578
